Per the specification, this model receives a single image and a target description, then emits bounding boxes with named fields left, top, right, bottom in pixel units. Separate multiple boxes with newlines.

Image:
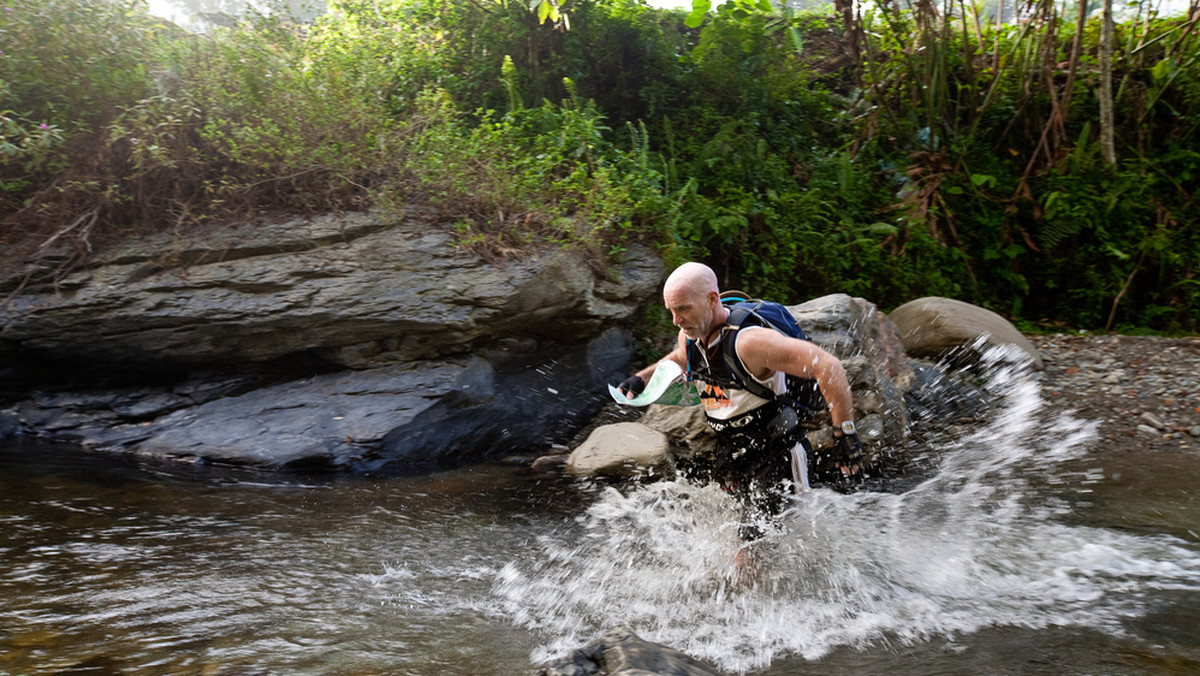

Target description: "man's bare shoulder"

left=735, top=325, right=811, bottom=351
left=735, top=326, right=826, bottom=376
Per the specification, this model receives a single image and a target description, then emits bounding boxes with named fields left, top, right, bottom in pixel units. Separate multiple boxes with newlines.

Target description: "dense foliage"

left=1, top=0, right=1197, bottom=332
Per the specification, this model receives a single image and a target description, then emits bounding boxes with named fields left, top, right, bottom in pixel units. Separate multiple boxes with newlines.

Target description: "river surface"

left=3, top=362, right=1200, bottom=675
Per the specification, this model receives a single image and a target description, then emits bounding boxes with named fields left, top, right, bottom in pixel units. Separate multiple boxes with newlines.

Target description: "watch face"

left=841, top=421, right=857, bottom=435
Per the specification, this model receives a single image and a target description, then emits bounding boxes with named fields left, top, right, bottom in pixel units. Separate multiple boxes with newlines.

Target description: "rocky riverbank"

left=1029, top=333, right=1200, bottom=454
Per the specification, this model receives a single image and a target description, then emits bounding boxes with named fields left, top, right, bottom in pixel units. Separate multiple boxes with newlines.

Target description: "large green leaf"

left=685, top=0, right=710, bottom=28
left=788, top=26, right=803, bottom=54
left=1151, top=58, right=1173, bottom=84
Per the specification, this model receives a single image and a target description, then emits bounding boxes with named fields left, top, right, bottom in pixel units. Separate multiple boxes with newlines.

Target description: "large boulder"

left=789, top=293, right=914, bottom=449
left=888, top=296, right=1043, bottom=370
left=0, top=209, right=664, bottom=470
left=0, top=208, right=659, bottom=368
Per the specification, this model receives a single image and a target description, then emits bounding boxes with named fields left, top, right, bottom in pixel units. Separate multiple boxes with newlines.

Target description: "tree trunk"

left=1099, top=0, right=1117, bottom=165
left=1060, top=0, right=1089, bottom=120
left=835, top=0, right=859, bottom=62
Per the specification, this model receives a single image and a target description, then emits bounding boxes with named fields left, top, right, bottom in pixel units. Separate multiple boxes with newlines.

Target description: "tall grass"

left=0, top=0, right=678, bottom=292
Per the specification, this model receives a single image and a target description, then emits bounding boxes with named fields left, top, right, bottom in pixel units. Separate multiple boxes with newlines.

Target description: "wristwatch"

left=838, top=420, right=857, bottom=436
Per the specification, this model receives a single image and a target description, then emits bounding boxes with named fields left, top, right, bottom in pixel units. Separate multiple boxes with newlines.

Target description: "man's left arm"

left=735, top=329, right=855, bottom=427
left=737, top=329, right=864, bottom=475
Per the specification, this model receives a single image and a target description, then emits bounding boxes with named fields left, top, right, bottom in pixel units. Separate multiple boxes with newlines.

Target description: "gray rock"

left=889, top=296, right=1043, bottom=370
left=1, top=209, right=659, bottom=369
left=8, top=325, right=635, bottom=471
left=567, top=422, right=672, bottom=479
left=531, top=453, right=569, bottom=472
left=536, top=627, right=725, bottom=676
left=790, top=293, right=914, bottom=448
left=1139, top=411, right=1167, bottom=432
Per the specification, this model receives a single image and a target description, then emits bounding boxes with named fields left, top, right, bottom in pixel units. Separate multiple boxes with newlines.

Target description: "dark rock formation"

left=0, top=209, right=663, bottom=470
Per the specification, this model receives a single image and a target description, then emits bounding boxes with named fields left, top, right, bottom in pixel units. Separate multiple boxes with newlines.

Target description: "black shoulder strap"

left=721, top=313, right=778, bottom=401
left=725, top=300, right=765, bottom=332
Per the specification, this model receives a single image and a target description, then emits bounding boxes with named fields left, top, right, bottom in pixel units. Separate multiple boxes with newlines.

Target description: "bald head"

left=663, top=262, right=725, bottom=341
left=663, top=262, right=719, bottom=300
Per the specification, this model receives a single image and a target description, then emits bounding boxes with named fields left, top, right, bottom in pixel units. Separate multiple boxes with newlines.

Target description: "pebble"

left=1140, top=411, right=1167, bottom=431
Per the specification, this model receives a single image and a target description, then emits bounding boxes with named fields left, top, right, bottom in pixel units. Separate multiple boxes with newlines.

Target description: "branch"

left=37, top=208, right=98, bottom=252
left=1106, top=247, right=1147, bottom=332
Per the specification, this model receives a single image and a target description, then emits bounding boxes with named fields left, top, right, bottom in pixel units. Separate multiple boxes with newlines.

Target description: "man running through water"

left=617, top=262, right=864, bottom=536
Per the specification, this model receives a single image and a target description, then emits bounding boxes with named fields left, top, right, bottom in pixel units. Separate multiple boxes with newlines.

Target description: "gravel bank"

left=1029, top=334, right=1200, bottom=454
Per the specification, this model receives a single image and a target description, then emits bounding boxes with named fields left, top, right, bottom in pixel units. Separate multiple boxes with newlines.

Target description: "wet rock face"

left=0, top=210, right=664, bottom=470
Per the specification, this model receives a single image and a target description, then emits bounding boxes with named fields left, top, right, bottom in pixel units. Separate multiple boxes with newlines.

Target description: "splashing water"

left=491, top=349, right=1200, bottom=674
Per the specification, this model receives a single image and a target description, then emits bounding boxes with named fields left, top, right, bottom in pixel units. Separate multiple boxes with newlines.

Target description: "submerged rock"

left=535, top=627, right=725, bottom=676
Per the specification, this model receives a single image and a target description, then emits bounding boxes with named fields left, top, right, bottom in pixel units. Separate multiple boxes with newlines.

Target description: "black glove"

left=833, top=432, right=865, bottom=473
left=616, top=375, right=645, bottom=397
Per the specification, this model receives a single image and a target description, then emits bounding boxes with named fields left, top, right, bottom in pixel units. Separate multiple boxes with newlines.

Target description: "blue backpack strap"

left=719, top=290, right=751, bottom=304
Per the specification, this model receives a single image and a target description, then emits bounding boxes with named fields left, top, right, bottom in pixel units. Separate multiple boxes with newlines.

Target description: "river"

left=2, top=361, right=1200, bottom=675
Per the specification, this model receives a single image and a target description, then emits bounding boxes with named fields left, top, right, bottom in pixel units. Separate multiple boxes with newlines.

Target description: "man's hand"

left=616, top=375, right=645, bottom=398
left=833, top=432, right=865, bottom=476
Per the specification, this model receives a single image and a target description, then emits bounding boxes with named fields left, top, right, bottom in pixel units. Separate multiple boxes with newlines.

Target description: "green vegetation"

left=1, top=0, right=1197, bottom=333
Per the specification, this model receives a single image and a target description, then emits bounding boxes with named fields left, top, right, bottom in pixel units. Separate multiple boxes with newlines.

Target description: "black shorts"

left=684, top=402, right=810, bottom=517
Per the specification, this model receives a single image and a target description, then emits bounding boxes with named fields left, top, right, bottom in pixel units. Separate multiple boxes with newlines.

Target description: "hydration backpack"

left=717, top=291, right=827, bottom=413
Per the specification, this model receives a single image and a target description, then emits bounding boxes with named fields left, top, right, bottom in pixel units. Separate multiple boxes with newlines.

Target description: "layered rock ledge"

left=0, top=209, right=663, bottom=471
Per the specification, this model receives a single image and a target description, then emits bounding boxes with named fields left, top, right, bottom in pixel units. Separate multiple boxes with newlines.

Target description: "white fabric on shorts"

left=789, top=440, right=810, bottom=491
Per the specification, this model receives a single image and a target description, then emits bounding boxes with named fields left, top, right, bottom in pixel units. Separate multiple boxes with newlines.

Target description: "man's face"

left=664, top=286, right=715, bottom=341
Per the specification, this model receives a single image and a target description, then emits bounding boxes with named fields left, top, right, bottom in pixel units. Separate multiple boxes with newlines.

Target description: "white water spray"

left=491, top=349, right=1200, bottom=673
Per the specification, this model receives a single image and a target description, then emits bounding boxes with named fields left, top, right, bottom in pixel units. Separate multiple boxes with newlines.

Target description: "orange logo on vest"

left=698, top=383, right=731, bottom=410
